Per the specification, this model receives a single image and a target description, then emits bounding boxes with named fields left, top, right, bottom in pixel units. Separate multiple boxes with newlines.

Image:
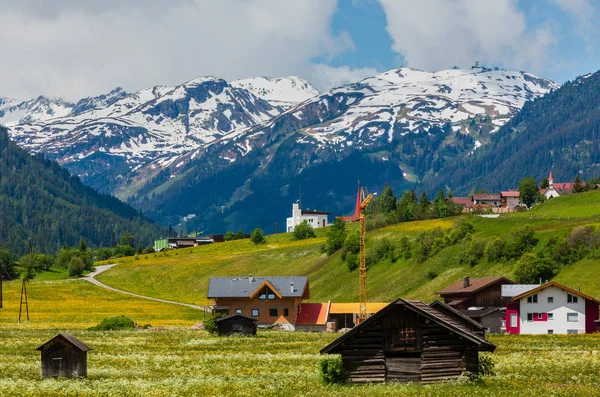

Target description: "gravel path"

left=82, top=264, right=210, bottom=312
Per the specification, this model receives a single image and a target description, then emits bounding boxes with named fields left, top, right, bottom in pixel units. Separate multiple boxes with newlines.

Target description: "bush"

left=459, top=238, right=486, bottom=267
left=374, top=238, right=394, bottom=262
left=345, top=253, right=358, bottom=271
left=293, top=221, right=316, bottom=240
left=0, top=249, right=19, bottom=280
left=398, top=236, right=412, bottom=259
left=326, top=218, right=347, bottom=255
left=467, top=353, right=495, bottom=382
left=426, top=270, right=438, bottom=280
left=250, top=228, right=266, bottom=245
left=485, top=236, right=506, bottom=262
left=88, top=315, right=136, bottom=331
left=68, top=256, right=87, bottom=277
left=513, top=253, right=557, bottom=283
left=319, top=356, right=347, bottom=385
left=95, top=247, right=114, bottom=261
left=204, top=314, right=222, bottom=335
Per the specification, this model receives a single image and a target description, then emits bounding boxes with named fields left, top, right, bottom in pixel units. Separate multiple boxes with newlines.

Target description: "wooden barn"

left=215, top=313, right=258, bottom=336
left=320, top=298, right=495, bottom=384
left=36, top=333, right=91, bottom=378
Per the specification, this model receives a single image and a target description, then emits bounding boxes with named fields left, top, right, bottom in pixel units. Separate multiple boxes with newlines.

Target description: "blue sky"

left=319, top=0, right=599, bottom=84
left=1, top=0, right=598, bottom=99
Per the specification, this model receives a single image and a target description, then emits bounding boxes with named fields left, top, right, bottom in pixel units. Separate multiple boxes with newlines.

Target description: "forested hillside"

left=424, top=70, right=600, bottom=193
left=0, top=127, right=162, bottom=255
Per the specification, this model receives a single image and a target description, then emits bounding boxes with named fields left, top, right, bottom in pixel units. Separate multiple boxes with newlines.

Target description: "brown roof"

left=301, top=210, right=330, bottom=215
left=36, top=333, right=92, bottom=352
left=320, top=298, right=495, bottom=354
left=451, top=197, right=473, bottom=206
left=501, top=191, right=520, bottom=198
left=512, top=281, right=600, bottom=304
left=437, top=277, right=514, bottom=295
left=473, top=193, right=501, bottom=200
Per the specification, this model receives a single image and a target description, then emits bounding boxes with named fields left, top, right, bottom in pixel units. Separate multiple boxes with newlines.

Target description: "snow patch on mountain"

left=231, top=76, right=319, bottom=108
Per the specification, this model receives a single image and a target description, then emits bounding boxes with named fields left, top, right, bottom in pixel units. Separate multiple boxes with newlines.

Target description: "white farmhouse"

left=503, top=282, right=600, bottom=335
left=286, top=202, right=330, bottom=233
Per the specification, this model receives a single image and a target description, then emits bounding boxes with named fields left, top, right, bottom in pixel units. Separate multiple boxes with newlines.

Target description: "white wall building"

left=504, top=282, right=600, bottom=335
left=286, top=202, right=330, bottom=233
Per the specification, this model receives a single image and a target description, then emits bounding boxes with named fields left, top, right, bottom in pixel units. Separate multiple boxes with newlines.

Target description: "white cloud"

left=378, top=0, right=556, bottom=73
left=309, top=64, right=380, bottom=91
left=0, top=0, right=353, bottom=100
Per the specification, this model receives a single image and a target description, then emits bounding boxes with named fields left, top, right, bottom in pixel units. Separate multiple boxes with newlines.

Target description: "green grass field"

left=96, top=190, right=600, bottom=305
left=0, top=328, right=598, bottom=396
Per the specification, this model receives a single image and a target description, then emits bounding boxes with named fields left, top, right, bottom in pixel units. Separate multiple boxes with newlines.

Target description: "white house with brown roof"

left=501, top=190, right=521, bottom=209
left=286, top=202, right=330, bottom=232
left=504, top=281, right=600, bottom=335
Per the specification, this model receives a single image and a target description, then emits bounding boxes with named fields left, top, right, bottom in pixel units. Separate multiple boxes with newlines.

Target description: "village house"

left=207, top=275, right=308, bottom=330
left=286, top=202, right=330, bottom=232
left=502, top=281, right=600, bottom=335
left=501, top=190, right=521, bottom=210
left=437, top=276, right=514, bottom=310
left=320, top=298, right=495, bottom=384
left=472, top=193, right=501, bottom=208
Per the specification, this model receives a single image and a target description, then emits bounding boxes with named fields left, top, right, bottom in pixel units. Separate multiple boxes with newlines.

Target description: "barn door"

left=52, top=357, right=62, bottom=376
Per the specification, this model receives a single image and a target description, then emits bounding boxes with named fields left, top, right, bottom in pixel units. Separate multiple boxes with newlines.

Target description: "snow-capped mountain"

left=4, top=67, right=558, bottom=233
left=0, top=95, right=74, bottom=125
left=216, top=67, right=558, bottom=162
left=231, top=76, right=319, bottom=108
left=4, top=75, right=318, bottom=196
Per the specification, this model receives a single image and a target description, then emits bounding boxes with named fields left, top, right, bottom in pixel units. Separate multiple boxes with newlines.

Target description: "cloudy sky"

left=1, top=0, right=598, bottom=100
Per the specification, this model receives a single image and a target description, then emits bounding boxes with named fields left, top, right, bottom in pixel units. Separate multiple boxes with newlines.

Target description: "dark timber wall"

left=337, top=304, right=482, bottom=384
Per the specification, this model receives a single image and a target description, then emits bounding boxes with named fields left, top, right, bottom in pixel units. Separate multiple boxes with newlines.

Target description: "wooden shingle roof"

left=320, top=298, right=495, bottom=354
left=36, top=333, right=92, bottom=352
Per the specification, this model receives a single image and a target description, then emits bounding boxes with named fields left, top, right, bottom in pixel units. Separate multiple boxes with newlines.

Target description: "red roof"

left=451, top=197, right=473, bottom=206
left=553, top=182, right=574, bottom=190
left=501, top=191, right=520, bottom=198
left=296, top=303, right=329, bottom=325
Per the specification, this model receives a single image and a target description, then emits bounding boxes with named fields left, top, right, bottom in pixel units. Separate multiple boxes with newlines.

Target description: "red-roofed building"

left=338, top=184, right=362, bottom=223
left=501, top=190, right=521, bottom=209
left=296, top=302, right=330, bottom=332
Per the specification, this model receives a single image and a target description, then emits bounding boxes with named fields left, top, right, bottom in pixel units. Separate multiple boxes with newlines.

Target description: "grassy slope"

left=0, top=279, right=202, bottom=328
left=97, top=191, right=600, bottom=305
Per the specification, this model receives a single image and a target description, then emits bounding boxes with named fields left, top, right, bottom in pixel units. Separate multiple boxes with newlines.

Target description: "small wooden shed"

left=321, top=298, right=495, bottom=384
left=36, top=333, right=92, bottom=378
left=215, top=313, right=258, bottom=336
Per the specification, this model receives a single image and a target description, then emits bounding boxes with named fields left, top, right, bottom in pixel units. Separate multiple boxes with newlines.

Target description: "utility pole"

left=18, top=279, right=29, bottom=323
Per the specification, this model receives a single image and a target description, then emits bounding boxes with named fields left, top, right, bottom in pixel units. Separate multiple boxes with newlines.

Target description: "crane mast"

left=358, top=193, right=374, bottom=323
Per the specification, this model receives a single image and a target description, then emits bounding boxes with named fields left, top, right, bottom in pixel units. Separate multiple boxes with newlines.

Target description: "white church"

left=286, top=202, right=331, bottom=233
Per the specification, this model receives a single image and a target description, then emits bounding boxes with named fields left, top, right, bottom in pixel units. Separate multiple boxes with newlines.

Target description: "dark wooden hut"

left=320, top=298, right=495, bottom=384
left=36, top=333, right=92, bottom=378
left=215, top=313, right=258, bottom=336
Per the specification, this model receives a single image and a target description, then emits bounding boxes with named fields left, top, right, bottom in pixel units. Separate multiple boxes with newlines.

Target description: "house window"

left=510, top=313, right=517, bottom=327
left=567, top=294, right=578, bottom=303
left=236, top=309, right=242, bottom=314
left=252, top=309, right=259, bottom=317
left=527, top=313, right=533, bottom=321
left=548, top=330, right=554, bottom=335
left=567, top=313, right=578, bottom=322
left=567, top=329, right=578, bottom=335
left=548, top=313, right=554, bottom=320
left=259, top=287, right=277, bottom=300
left=269, top=309, right=278, bottom=317
left=537, top=313, right=543, bottom=320
left=547, top=297, right=554, bottom=303
left=284, top=308, right=289, bottom=317
left=527, top=294, right=538, bottom=303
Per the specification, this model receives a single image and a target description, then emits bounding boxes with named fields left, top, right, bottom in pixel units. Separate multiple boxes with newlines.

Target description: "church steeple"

left=549, top=170, right=554, bottom=188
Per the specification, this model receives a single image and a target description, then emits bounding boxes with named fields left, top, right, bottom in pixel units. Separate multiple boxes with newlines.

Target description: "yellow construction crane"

left=358, top=193, right=374, bottom=323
